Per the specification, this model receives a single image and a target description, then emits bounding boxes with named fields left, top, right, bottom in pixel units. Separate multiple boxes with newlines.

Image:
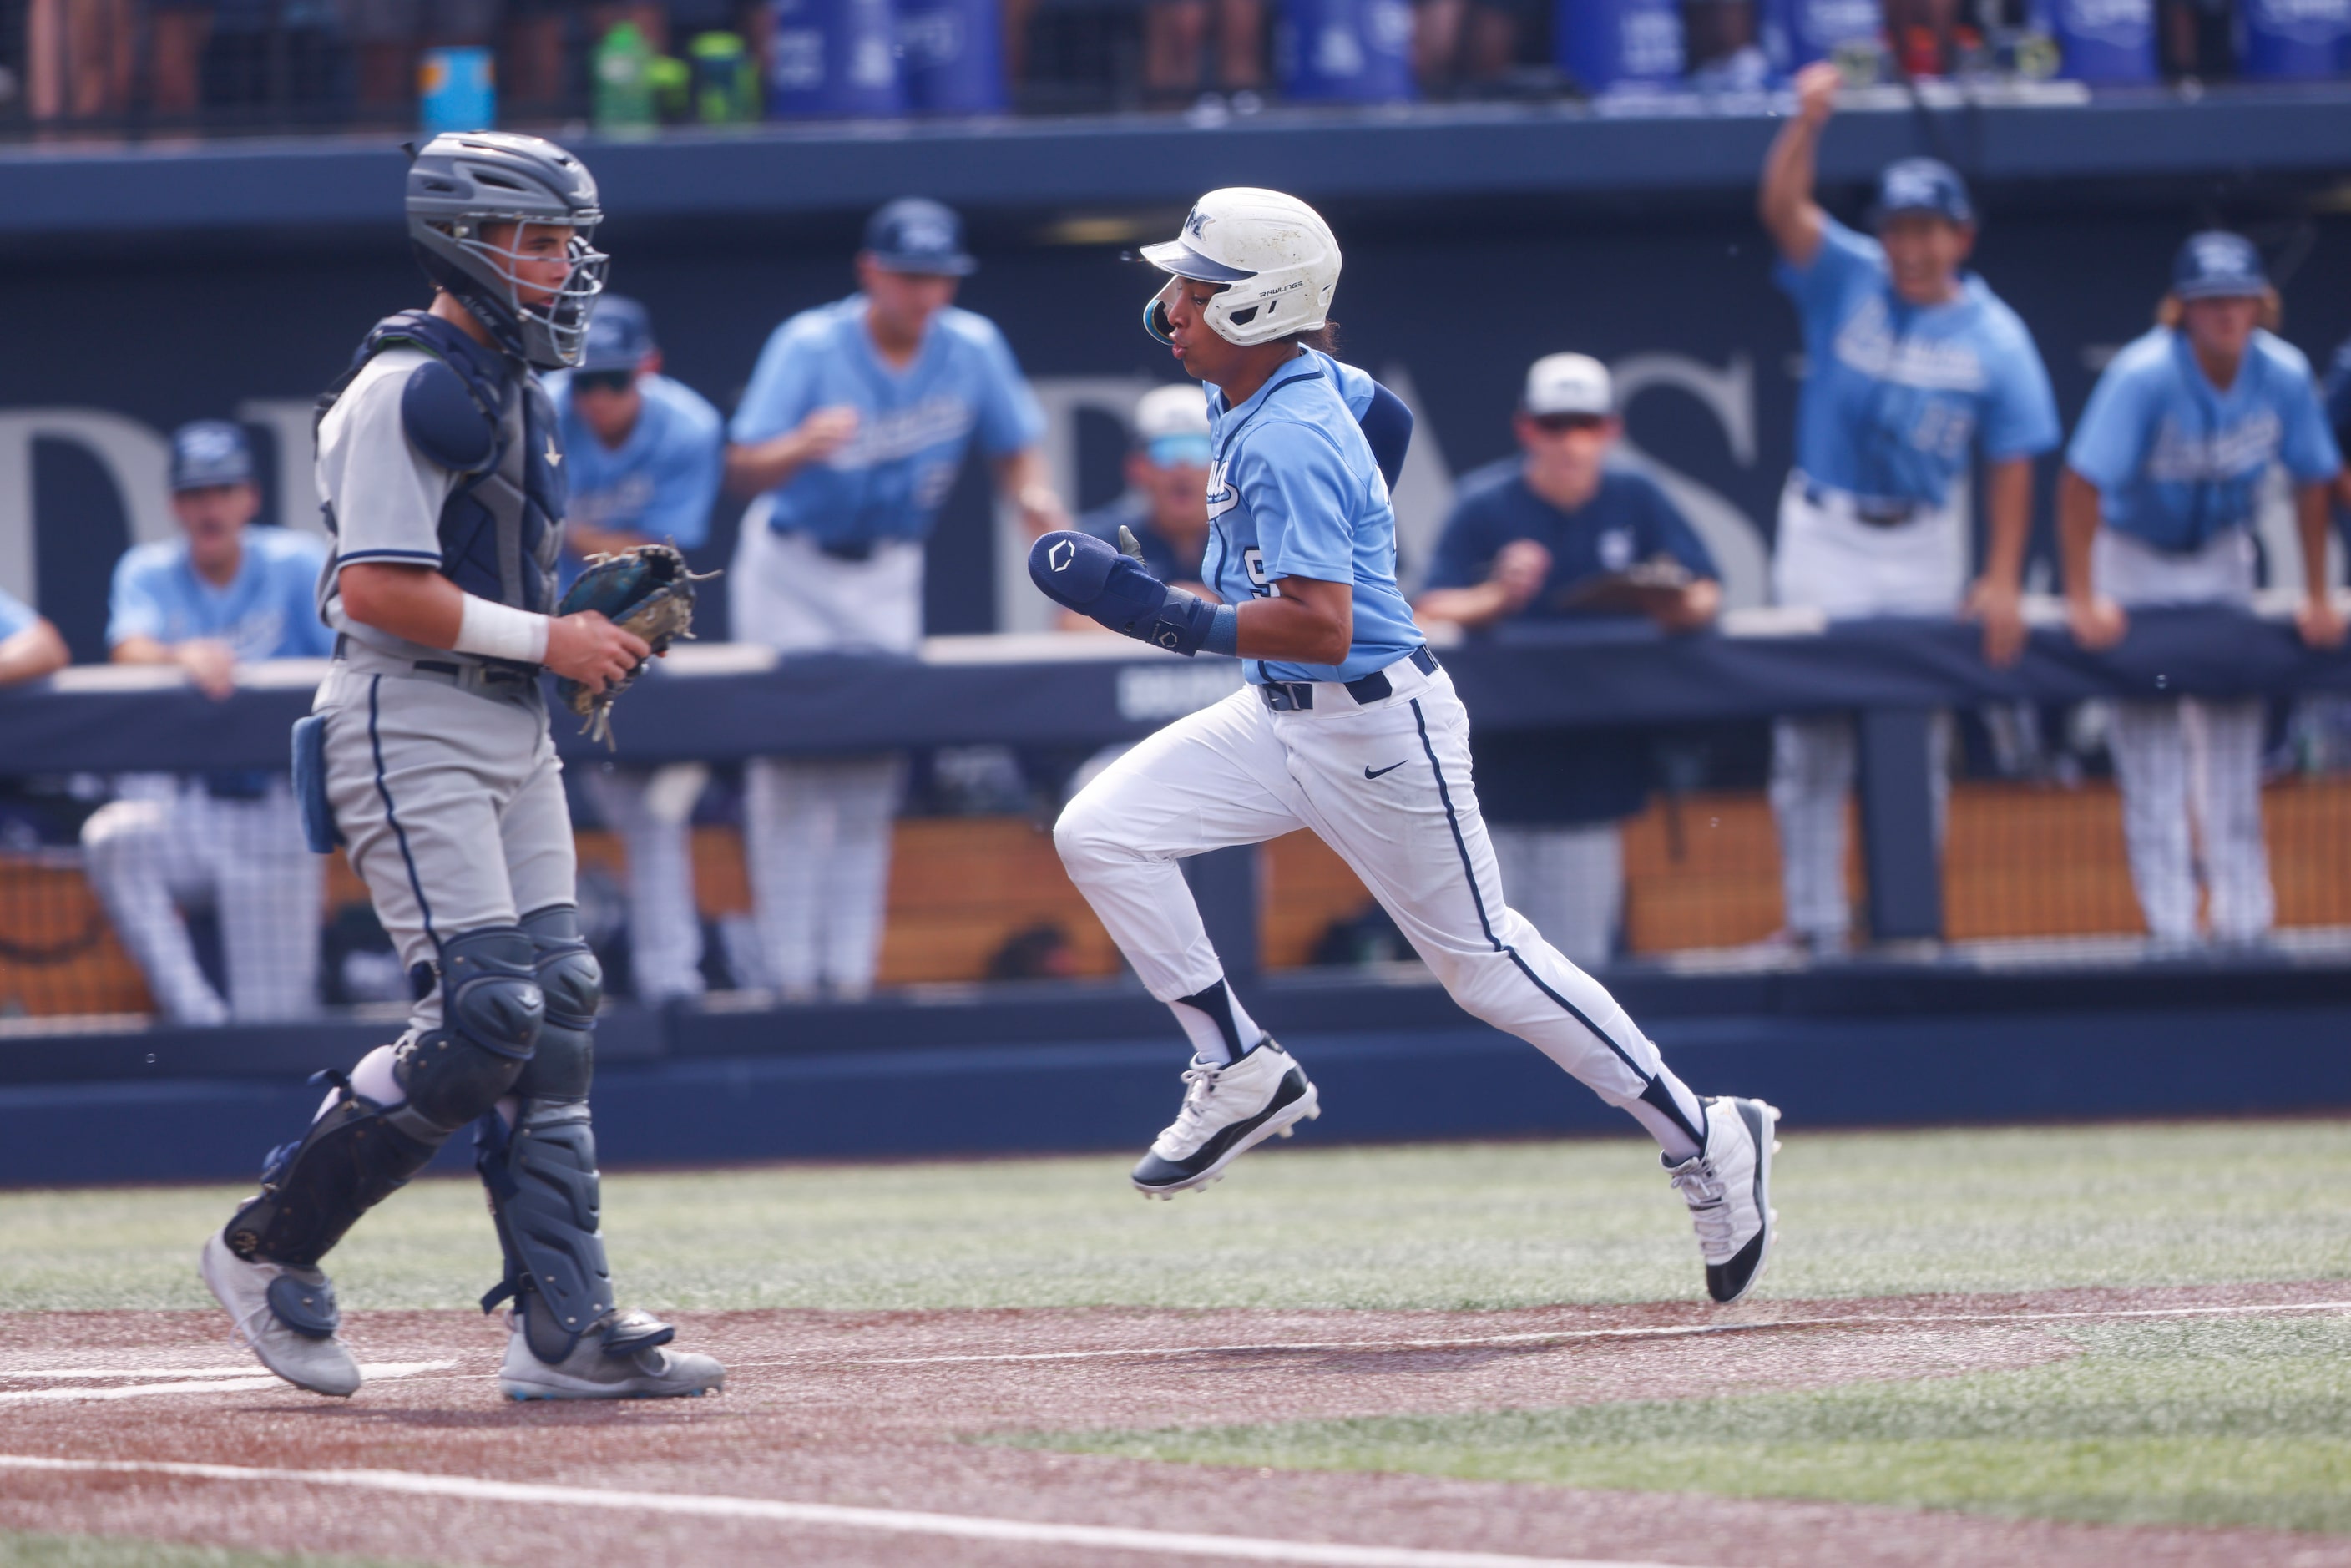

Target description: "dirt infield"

left=1, top=1282, right=2345, bottom=1568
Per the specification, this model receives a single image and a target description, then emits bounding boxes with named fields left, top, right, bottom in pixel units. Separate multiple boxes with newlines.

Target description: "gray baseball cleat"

left=200, top=1232, right=363, bottom=1398
left=1130, top=1039, right=1320, bottom=1197
left=1665, top=1096, right=1781, bottom=1304
left=498, top=1307, right=726, bottom=1401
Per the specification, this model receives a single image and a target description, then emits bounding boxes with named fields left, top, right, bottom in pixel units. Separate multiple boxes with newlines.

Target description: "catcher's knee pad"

left=225, top=1073, right=442, bottom=1267
left=392, top=926, right=544, bottom=1134
left=476, top=1097, right=618, bottom=1363
left=513, top=906, right=597, bottom=1102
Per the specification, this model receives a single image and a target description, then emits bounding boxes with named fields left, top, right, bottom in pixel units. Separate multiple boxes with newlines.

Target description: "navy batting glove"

left=1029, top=529, right=1226, bottom=656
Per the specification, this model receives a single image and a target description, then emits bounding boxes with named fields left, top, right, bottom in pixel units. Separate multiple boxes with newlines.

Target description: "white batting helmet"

left=1139, top=188, right=1342, bottom=349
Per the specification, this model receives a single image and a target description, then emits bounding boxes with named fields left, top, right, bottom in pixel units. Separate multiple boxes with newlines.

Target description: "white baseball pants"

left=1767, top=475, right=1965, bottom=944
left=82, top=777, right=321, bottom=1025
left=2093, top=529, right=2272, bottom=943
left=1054, top=659, right=1708, bottom=1152
left=1488, top=822, right=1624, bottom=969
left=728, top=507, right=923, bottom=999
left=580, top=763, right=708, bottom=1004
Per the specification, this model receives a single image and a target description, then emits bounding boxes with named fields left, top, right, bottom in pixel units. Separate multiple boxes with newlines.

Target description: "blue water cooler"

left=2037, top=0, right=2156, bottom=80
left=2237, top=0, right=2351, bottom=77
left=898, top=0, right=1008, bottom=111
left=1556, top=0, right=1687, bottom=90
left=766, top=0, right=905, bottom=117
left=1759, top=0, right=1885, bottom=72
left=1275, top=0, right=1417, bottom=102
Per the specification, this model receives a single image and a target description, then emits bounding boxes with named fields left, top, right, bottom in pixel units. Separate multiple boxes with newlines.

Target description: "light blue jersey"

left=729, top=296, right=1045, bottom=547
left=544, top=371, right=724, bottom=553
left=107, top=527, right=332, bottom=660
left=1204, top=348, right=1422, bottom=685
left=0, top=585, right=33, bottom=642
left=1777, top=216, right=2060, bottom=506
left=2067, top=326, right=2343, bottom=554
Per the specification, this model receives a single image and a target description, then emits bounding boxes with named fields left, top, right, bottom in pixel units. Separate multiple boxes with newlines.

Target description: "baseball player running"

left=2062, top=231, right=2345, bottom=947
left=83, top=421, right=332, bottom=1025
left=722, top=197, right=1066, bottom=1000
left=1032, top=189, right=1779, bottom=1305
left=548, top=295, right=724, bottom=1004
left=1759, top=63, right=2060, bottom=954
left=200, top=132, right=723, bottom=1402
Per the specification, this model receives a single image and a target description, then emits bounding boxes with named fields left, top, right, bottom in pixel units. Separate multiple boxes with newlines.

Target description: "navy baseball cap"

left=863, top=197, right=977, bottom=276
left=578, top=295, right=656, bottom=373
left=169, top=420, right=255, bottom=492
left=1871, top=158, right=1974, bottom=228
left=2172, top=230, right=2268, bottom=300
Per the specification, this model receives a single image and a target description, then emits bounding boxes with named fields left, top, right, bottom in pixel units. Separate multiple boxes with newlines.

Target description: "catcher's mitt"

left=554, top=542, right=718, bottom=747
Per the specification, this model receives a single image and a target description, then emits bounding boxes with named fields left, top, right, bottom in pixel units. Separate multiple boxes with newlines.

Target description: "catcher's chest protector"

left=327, top=312, right=567, bottom=615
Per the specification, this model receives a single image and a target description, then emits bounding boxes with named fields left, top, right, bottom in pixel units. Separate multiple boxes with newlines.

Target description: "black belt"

left=1260, top=646, right=1438, bottom=713
left=336, top=635, right=538, bottom=687
left=814, top=537, right=877, bottom=563
left=1805, top=483, right=1919, bottom=529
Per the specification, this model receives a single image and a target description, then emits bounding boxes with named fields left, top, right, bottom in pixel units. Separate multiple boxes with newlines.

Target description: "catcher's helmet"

left=1140, top=188, right=1341, bottom=349
left=406, top=131, right=608, bottom=371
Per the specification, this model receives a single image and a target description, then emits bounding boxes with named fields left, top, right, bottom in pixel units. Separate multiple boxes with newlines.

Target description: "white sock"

left=316, top=1042, right=405, bottom=1120
left=1167, top=978, right=1265, bottom=1065
left=1628, top=1070, right=1706, bottom=1164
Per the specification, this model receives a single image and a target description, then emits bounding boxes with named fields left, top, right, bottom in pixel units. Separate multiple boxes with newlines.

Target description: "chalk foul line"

left=0, top=1455, right=1690, bottom=1568
left=0, top=1361, right=456, bottom=1405
left=742, top=1297, right=2351, bottom=1369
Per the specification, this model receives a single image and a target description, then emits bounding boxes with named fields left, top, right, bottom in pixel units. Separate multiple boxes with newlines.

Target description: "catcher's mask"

left=407, top=132, right=609, bottom=371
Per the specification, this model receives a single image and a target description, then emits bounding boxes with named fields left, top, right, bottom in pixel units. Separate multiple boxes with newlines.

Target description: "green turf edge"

left=0, top=1533, right=437, bottom=1568
left=988, top=1317, right=2351, bottom=1535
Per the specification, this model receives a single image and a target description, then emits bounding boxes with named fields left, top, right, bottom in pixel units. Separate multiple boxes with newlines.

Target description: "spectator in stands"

left=545, top=296, right=725, bottom=1005
left=149, top=0, right=216, bottom=117
left=1002, top=0, right=1263, bottom=101
left=1413, top=0, right=1530, bottom=94
left=723, top=198, right=1066, bottom=1000
left=28, top=0, right=135, bottom=122
left=1756, top=62, right=2059, bottom=956
left=2060, top=232, right=2343, bottom=950
left=80, top=421, right=332, bottom=1025
left=0, top=588, right=69, bottom=686
left=1075, top=383, right=1213, bottom=593
left=504, top=2, right=668, bottom=106
left=1413, top=353, right=1721, bottom=966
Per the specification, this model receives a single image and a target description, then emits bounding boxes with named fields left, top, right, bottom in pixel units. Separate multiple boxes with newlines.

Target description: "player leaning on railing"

left=200, top=131, right=723, bottom=1403
left=1029, top=188, right=1782, bottom=1305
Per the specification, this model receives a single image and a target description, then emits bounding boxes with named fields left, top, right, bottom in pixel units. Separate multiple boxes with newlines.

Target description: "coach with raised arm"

left=1756, top=63, right=2060, bottom=958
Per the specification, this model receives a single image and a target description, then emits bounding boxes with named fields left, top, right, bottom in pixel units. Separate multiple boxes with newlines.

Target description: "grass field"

left=3, top=1120, right=2343, bottom=1313
left=1, top=1119, right=2346, bottom=1565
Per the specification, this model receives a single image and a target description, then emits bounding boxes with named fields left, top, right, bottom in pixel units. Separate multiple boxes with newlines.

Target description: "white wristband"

left=452, top=595, right=550, bottom=665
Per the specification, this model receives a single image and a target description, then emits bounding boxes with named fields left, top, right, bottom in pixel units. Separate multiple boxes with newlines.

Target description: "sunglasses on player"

left=572, top=370, right=635, bottom=395
left=1526, top=412, right=1609, bottom=434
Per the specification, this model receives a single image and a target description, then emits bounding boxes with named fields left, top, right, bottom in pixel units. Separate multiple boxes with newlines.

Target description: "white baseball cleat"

left=498, top=1312, right=726, bottom=1401
left=1130, top=1039, right=1320, bottom=1197
left=199, top=1232, right=363, bottom=1398
left=1665, top=1096, right=1781, bottom=1304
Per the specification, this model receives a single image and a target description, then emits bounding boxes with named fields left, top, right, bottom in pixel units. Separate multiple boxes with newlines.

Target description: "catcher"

left=199, top=131, right=724, bottom=1403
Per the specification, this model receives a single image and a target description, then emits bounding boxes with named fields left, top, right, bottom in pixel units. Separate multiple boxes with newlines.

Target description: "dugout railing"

left=5, top=599, right=2351, bottom=1027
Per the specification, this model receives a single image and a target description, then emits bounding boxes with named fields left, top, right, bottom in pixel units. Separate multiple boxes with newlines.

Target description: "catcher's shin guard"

left=224, top=927, right=544, bottom=1267
left=477, top=905, right=659, bottom=1364
left=477, top=1099, right=629, bottom=1363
